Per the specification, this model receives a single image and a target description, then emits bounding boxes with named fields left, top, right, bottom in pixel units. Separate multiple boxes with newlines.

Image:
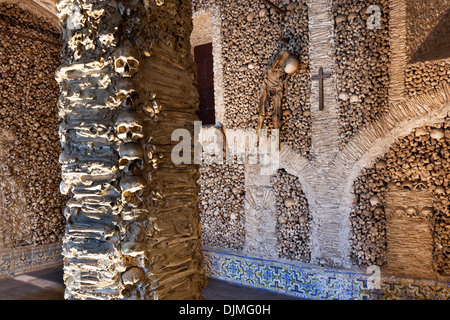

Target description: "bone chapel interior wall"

left=0, top=0, right=449, bottom=291
left=192, top=0, right=450, bottom=281
left=192, top=0, right=312, bottom=259
left=0, top=1, right=65, bottom=251
left=350, top=120, right=450, bottom=279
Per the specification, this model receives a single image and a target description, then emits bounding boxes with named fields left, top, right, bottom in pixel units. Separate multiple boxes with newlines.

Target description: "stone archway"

left=278, top=83, right=450, bottom=269
left=341, top=86, right=450, bottom=275
left=340, top=84, right=450, bottom=184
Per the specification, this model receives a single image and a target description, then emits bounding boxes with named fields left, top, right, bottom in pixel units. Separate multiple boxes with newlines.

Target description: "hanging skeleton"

left=257, top=50, right=300, bottom=144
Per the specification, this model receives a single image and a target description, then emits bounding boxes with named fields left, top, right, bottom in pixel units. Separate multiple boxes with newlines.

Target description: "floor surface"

left=0, top=266, right=302, bottom=300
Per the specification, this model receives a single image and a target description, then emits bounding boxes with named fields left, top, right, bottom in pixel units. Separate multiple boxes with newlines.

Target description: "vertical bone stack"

left=56, top=0, right=205, bottom=300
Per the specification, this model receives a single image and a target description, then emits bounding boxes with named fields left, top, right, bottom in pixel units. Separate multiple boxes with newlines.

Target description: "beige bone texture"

left=56, top=0, right=205, bottom=300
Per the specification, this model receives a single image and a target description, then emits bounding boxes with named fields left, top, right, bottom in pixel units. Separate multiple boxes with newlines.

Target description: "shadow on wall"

left=350, top=120, right=450, bottom=281
left=410, top=9, right=450, bottom=63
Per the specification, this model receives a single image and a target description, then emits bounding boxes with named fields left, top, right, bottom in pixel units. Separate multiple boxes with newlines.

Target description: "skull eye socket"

left=130, top=125, right=142, bottom=133
left=127, top=59, right=139, bottom=69
left=118, top=125, right=127, bottom=134
left=115, top=58, right=125, bottom=69
left=117, top=92, right=126, bottom=100
left=119, top=159, right=129, bottom=167
left=123, top=191, right=132, bottom=197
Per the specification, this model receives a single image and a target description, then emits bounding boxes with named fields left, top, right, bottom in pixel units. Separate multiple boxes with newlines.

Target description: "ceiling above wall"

left=32, top=0, right=57, bottom=16
left=0, top=0, right=59, bottom=28
left=410, top=9, right=450, bottom=63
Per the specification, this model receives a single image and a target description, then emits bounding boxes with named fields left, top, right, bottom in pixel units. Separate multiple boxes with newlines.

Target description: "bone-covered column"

left=56, top=0, right=205, bottom=300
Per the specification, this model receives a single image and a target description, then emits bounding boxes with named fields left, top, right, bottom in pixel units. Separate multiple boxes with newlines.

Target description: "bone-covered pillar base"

left=56, top=0, right=205, bottom=300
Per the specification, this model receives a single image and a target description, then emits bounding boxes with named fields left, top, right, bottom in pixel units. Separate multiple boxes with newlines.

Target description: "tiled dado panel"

left=0, top=242, right=63, bottom=278
left=2, top=244, right=449, bottom=300
left=202, top=249, right=450, bottom=300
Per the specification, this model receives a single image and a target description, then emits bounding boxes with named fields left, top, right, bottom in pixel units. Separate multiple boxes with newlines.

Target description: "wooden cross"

left=311, top=67, right=332, bottom=111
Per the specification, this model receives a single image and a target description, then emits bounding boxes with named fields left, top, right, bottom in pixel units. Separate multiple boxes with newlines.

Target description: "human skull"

left=113, top=46, right=140, bottom=77
left=375, top=160, right=387, bottom=171
left=155, top=0, right=164, bottom=5
left=60, top=180, right=70, bottom=195
left=121, top=242, right=146, bottom=257
left=116, top=111, right=144, bottom=141
left=284, top=197, right=296, bottom=208
left=115, top=78, right=136, bottom=101
left=121, top=267, right=145, bottom=285
left=284, top=55, right=300, bottom=75
left=405, top=207, right=418, bottom=218
left=120, top=175, right=146, bottom=204
left=420, top=207, right=434, bottom=220
left=369, top=195, right=382, bottom=207
left=299, top=216, right=309, bottom=224
left=392, top=207, right=406, bottom=219
left=119, top=143, right=144, bottom=171
left=430, top=128, right=445, bottom=140
left=435, top=185, right=446, bottom=195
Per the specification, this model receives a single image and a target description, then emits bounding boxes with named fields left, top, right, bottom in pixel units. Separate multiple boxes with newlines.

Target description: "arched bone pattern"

left=350, top=119, right=450, bottom=276
left=56, top=0, right=205, bottom=300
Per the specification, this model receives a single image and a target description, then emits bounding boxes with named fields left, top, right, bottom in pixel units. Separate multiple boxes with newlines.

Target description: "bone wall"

left=404, top=1, right=450, bottom=96
left=0, top=2, right=65, bottom=249
left=198, top=162, right=245, bottom=250
left=193, top=0, right=311, bottom=156
left=350, top=120, right=450, bottom=278
left=405, top=59, right=450, bottom=97
left=192, top=0, right=450, bottom=281
left=57, top=0, right=205, bottom=300
left=190, top=10, right=212, bottom=50
left=192, top=0, right=311, bottom=256
left=271, top=169, right=311, bottom=262
left=332, top=0, right=390, bottom=145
